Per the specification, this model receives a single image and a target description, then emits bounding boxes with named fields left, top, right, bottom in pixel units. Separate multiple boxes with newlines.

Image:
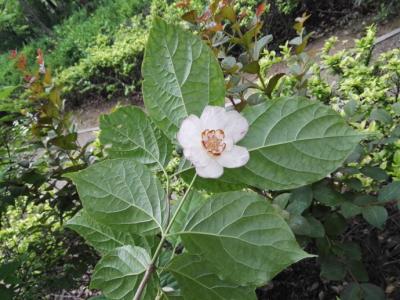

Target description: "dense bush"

left=2, top=0, right=398, bottom=106
left=0, top=0, right=103, bottom=51
left=0, top=0, right=150, bottom=88
left=57, top=17, right=147, bottom=104
left=0, top=52, right=101, bottom=298
left=0, top=200, right=98, bottom=299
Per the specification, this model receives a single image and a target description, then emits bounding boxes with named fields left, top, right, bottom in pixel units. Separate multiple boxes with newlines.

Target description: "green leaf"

left=289, top=215, right=324, bottom=238
left=0, top=260, right=20, bottom=286
left=340, top=201, right=362, bottom=219
left=167, top=254, right=256, bottom=300
left=88, top=296, right=108, bottom=300
left=354, top=195, right=376, bottom=206
left=345, top=178, right=363, bottom=191
left=99, top=106, right=172, bottom=169
left=221, top=96, right=361, bottom=190
left=370, top=108, right=392, bottom=124
left=286, top=186, right=313, bottom=215
left=324, top=213, right=347, bottom=236
left=265, top=73, right=285, bottom=98
left=91, top=246, right=157, bottom=300
left=66, top=210, right=151, bottom=255
left=313, top=182, right=345, bottom=207
left=319, top=255, right=346, bottom=281
left=0, top=285, right=13, bottom=300
left=392, top=103, right=400, bottom=116
left=344, top=100, right=358, bottom=117
left=273, top=193, right=290, bottom=209
left=341, top=283, right=362, bottom=300
left=360, top=283, right=385, bottom=300
left=67, top=159, right=167, bottom=235
left=347, top=260, right=368, bottom=282
left=335, top=242, right=362, bottom=260
left=169, top=191, right=208, bottom=245
left=341, top=282, right=385, bottom=300
left=142, top=18, right=225, bottom=140
left=48, top=133, right=78, bottom=150
left=378, top=181, right=400, bottom=202
left=172, top=191, right=312, bottom=285
left=242, top=61, right=260, bottom=74
left=0, top=86, right=16, bottom=100
left=180, top=165, right=246, bottom=193
left=253, top=35, right=273, bottom=60
left=306, top=216, right=325, bottom=237
left=362, top=206, right=388, bottom=229
left=360, top=166, right=388, bottom=181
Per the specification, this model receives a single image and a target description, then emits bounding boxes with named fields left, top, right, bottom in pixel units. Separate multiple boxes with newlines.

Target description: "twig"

left=133, top=175, right=197, bottom=300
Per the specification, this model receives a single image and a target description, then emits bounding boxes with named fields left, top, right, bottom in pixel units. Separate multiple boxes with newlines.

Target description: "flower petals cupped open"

left=177, top=106, right=250, bottom=179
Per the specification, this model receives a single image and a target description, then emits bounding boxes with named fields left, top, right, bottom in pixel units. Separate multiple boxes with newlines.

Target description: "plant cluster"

left=65, top=16, right=369, bottom=299
left=0, top=50, right=100, bottom=298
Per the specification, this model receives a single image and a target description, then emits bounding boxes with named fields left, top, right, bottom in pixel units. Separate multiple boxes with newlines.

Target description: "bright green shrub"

left=57, top=0, right=208, bottom=103
left=0, top=200, right=98, bottom=299
left=57, top=17, right=147, bottom=103
left=47, top=0, right=149, bottom=70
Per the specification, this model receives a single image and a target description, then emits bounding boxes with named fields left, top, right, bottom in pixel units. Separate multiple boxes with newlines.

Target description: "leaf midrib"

left=77, top=175, right=163, bottom=232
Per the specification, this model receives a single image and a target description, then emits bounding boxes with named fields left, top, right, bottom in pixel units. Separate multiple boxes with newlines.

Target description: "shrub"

left=57, top=17, right=147, bottom=104
left=0, top=200, right=98, bottom=299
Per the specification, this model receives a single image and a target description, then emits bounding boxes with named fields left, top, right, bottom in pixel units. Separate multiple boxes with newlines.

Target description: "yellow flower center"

left=201, top=129, right=226, bottom=156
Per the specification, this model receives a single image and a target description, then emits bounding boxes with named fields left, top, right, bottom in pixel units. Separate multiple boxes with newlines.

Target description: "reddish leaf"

left=37, top=49, right=44, bottom=65
left=256, top=2, right=266, bottom=17
left=182, top=10, right=198, bottom=24
left=175, top=0, right=190, bottom=8
left=198, top=9, right=211, bottom=22
left=16, top=54, right=27, bottom=71
left=219, top=5, right=236, bottom=23
left=238, top=9, right=248, bottom=20
left=24, top=74, right=33, bottom=82
left=9, top=49, right=17, bottom=59
left=206, top=22, right=224, bottom=32
left=37, top=48, right=46, bottom=74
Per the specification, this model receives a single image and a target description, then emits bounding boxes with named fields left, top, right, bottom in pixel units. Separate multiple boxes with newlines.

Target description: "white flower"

left=177, top=106, right=250, bottom=179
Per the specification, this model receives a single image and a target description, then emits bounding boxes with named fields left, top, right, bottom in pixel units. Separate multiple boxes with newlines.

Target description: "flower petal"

left=216, top=145, right=249, bottom=168
left=223, top=136, right=234, bottom=151
left=195, top=159, right=224, bottom=178
left=200, top=106, right=227, bottom=130
left=183, top=146, right=211, bottom=168
left=223, top=110, right=249, bottom=143
left=177, top=115, right=202, bottom=148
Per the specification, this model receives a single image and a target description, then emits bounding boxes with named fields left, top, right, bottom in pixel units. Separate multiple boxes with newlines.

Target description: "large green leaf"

left=142, top=18, right=225, bottom=139
left=286, top=185, right=313, bottom=215
left=91, top=246, right=157, bottom=300
left=220, top=96, right=361, bottom=190
left=66, top=210, right=152, bottom=255
left=362, top=205, right=388, bottom=229
left=169, top=191, right=208, bottom=245
left=0, top=86, right=16, bottom=100
left=67, top=159, right=167, bottom=235
left=378, top=181, right=400, bottom=202
left=179, top=160, right=246, bottom=192
left=171, top=191, right=311, bottom=285
left=167, top=254, right=256, bottom=300
left=99, top=106, right=172, bottom=169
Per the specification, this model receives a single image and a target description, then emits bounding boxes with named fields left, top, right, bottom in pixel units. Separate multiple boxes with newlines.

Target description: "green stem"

left=133, top=174, right=197, bottom=300
left=258, top=69, right=267, bottom=92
